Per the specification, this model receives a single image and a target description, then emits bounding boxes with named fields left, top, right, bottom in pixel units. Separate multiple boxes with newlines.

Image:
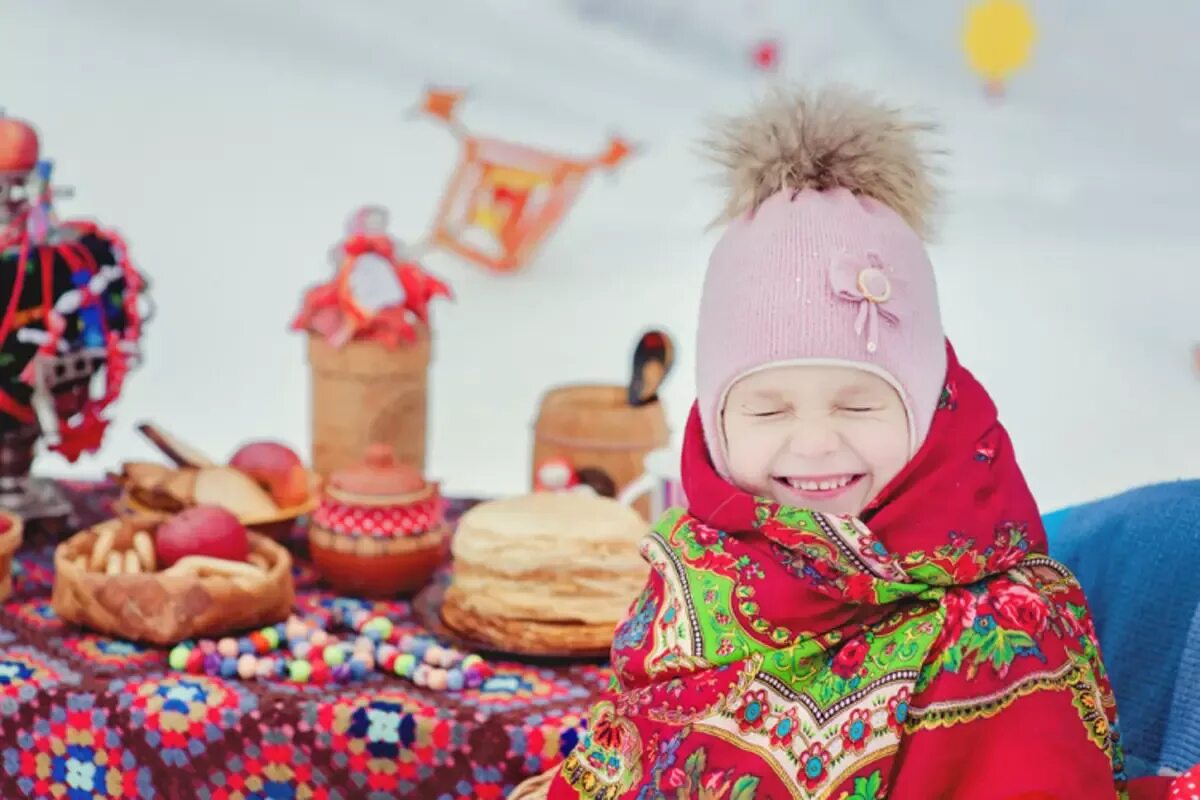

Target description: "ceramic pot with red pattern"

left=308, top=443, right=448, bottom=597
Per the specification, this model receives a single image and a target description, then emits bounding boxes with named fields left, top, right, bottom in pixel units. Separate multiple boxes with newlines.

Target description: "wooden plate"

left=412, top=577, right=610, bottom=665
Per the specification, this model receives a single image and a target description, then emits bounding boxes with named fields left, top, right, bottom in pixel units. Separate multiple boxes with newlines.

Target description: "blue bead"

left=408, top=640, right=429, bottom=660
left=292, top=641, right=311, bottom=660
left=350, top=660, right=368, bottom=680
left=446, top=670, right=464, bottom=691
left=238, top=638, right=255, bottom=655
left=219, top=657, right=238, bottom=677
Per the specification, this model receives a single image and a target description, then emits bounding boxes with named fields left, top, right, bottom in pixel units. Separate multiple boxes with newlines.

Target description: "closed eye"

left=840, top=406, right=878, bottom=413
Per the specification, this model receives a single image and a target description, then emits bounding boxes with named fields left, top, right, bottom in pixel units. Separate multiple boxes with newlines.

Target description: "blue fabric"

left=1044, top=480, right=1200, bottom=777
left=1164, top=601, right=1200, bottom=773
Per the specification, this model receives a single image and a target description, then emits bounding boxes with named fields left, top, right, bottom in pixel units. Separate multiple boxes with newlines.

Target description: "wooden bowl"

left=51, top=518, right=294, bottom=646
left=116, top=471, right=320, bottom=544
left=0, top=510, right=23, bottom=602
left=308, top=524, right=449, bottom=598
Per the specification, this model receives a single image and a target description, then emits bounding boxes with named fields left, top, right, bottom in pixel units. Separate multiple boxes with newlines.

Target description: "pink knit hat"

left=696, top=87, right=947, bottom=478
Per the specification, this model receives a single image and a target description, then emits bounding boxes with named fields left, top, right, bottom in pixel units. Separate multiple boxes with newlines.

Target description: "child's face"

left=722, top=365, right=911, bottom=516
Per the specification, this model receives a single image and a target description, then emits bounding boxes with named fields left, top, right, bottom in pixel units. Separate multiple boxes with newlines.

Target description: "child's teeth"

left=788, top=476, right=851, bottom=491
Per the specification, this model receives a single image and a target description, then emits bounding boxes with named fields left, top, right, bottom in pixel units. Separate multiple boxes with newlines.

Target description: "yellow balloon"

left=963, top=0, right=1037, bottom=82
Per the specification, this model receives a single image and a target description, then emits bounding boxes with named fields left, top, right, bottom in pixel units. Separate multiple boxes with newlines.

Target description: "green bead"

left=324, top=644, right=346, bottom=666
left=395, top=653, right=416, bottom=677
left=168, top=645, right=190, bottom=671
left=364, top=617, right=393, bottom=640
left=262, top=627, right=280, bottom=649
left=289, top=660, right=312, bottom=683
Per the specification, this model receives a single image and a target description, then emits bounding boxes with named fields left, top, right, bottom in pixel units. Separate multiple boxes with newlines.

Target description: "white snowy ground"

left=1, top=0, right=1197, bottom=511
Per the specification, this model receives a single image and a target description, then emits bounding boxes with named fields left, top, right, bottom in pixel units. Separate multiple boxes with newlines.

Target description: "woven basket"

left=52, top=517, right=294, bottom=646
left=0, top=510, right=23, bottom=602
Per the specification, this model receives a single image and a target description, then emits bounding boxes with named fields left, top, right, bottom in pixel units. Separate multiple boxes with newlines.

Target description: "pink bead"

left=237, top=654, right=257, bottom=679
left=217, top=638, right=239, bottom=659
left=426, top=668, right=448, bottom=691
left=424, top=645, right=443, bottom=664
left=309, top=630, right=329, bottom=648
left=255, top=658, right=275, bottom=678
left=199, top=640, right=217, bottom=655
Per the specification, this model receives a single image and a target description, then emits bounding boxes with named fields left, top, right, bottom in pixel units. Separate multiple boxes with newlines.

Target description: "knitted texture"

left=696, top=186, right=947, bottom=477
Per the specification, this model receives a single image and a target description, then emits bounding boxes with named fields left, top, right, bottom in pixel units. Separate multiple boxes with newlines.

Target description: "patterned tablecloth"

left=0, top=483, right=606, bottom=799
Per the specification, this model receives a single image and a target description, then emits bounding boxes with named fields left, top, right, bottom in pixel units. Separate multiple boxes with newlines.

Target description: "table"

left=0, top=483, right=606, bottom=799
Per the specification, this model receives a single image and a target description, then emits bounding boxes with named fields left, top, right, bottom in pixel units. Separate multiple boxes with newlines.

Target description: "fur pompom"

left=702, top=85, right=941, bottom=237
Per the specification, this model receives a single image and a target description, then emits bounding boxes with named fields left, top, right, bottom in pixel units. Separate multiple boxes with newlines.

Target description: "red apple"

left=0, top=116, right=39, bottom=174
left=228, top=441, right=309, bottom=508
left=155, top=505, right=249, bottom=568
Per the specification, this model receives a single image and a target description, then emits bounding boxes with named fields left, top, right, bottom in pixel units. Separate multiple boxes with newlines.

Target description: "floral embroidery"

left=733, top=690, right=768, bottom=733
left=841, top=708, right=873, bottom=752
left=797, top=741, right=831, bottom=790
left=768, top=707, right=800, bottom=749
left=887, top=689, right=911, bottom=732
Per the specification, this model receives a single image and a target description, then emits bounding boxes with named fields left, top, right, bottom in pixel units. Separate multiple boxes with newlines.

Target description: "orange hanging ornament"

left=418, top=87, right=633, bottom=273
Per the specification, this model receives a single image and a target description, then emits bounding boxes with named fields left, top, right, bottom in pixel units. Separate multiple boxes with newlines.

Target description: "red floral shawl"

left=534, top=342, right=1127, bottom=800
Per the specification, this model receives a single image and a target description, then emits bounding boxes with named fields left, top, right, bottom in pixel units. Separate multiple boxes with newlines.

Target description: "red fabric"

left=541, top=341, right=1125, bottom=799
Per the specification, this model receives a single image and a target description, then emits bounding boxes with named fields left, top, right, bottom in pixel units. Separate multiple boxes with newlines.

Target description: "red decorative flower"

left=991, top=581, right=1050, bottom=637
left=692, top=523, right=720, bottom=547
left=831, top=638, right=869, bottom=680
left=887, top=688, right=911, bottom=732
left=768, top=708, right=800, bottom=748
left=661, top=766, right=689, bottom=791
left=841, top=708, right=873, bottom=752
left=845, top=573, right=876, bottom=603
left=734, top=689, right=769, bottom=732
left=796, top=742, right=831, bottom=790
left=934, top=587, right=976, bottom=651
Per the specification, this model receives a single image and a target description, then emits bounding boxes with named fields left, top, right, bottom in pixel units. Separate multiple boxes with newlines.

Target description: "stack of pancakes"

left=441, top=492, right=649, bottom=656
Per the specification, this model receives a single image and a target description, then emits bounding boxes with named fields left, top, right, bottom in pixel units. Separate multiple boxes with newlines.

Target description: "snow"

left=2, top=0, right=1197, bottom=510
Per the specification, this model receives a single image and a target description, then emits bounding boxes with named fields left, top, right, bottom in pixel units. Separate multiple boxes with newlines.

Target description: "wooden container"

left=0, top=510, right=23, bottom=601
left=307, top=325, right=431, bottom=478
left=308, top=444, right=448, bottom=598
left=531, top=384, right=669, bottom=519
left=52, top=519, right=294, bottom=646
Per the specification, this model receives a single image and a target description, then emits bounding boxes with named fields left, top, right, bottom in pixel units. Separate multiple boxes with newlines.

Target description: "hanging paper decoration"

left=750, top=38, right=781, bottom=71
left=291, top=205, right=451, bottom=349
left=420, top=88, right=632, bottom=273
left=0, top=112, right=151, bottom=462
left=963, top=0, right=1037, bottom=98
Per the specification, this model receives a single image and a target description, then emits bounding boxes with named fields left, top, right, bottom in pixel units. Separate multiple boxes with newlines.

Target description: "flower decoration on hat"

left=829, top=251, right=901, bottom=353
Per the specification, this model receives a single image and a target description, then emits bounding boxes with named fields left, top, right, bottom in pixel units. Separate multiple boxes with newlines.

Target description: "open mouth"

left=772, top=473, right=864, bottom=498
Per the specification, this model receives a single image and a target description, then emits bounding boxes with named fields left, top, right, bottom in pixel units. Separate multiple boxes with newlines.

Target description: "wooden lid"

left=328, top=444, right=425, bottom=498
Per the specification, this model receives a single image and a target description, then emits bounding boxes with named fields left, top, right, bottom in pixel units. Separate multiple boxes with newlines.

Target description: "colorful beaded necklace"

left=167, top=607, right=492, bottom=691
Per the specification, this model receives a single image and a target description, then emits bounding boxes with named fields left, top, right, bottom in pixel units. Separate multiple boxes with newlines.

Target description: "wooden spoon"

left=135, top=422, right=216, bottom=468
left=627, top=329, right=674, bottom=407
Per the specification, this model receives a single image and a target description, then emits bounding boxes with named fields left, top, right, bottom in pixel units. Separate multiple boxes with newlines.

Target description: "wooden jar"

left=531, top=384, right=669, bottom=519
left=308, top=444, right=448, bottom=598
left=307, top=325, right=430, bottom=479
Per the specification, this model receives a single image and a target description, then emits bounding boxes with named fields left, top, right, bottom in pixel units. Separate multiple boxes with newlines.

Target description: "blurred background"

left=2, top=0, right=1197, bottom=509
